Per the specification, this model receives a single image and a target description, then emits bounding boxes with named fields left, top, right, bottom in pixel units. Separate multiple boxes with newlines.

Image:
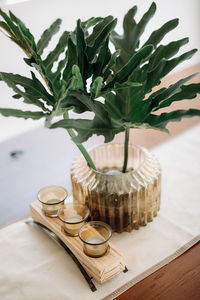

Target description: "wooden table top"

left=117, top=242, right=200, bottom=300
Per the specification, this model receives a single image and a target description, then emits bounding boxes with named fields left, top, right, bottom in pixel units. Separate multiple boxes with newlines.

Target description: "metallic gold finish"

left=71, top=144, right=161, bottom=232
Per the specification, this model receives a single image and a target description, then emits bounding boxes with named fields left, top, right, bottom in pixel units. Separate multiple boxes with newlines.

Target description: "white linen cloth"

left=0, top=125, right=200, bottom=300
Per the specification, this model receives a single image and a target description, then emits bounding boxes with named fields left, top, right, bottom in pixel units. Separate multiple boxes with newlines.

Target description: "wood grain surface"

left=116, top=242, right=200, bottom=300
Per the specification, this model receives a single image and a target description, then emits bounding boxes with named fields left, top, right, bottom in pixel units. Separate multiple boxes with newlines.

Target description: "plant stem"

left=122, top=127, right=130, bottom=173
left=66, top=128, right=97, bottom=171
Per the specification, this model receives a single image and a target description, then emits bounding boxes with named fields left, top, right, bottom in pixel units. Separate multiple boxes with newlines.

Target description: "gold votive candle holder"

left=78, top=221, right=112, bottom=257
left=58, top=203, right=90, bottom=236
left=38, top=185, right=68, bottom=217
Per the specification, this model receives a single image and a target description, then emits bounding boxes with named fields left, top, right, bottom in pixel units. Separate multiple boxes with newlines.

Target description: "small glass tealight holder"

left=78, top=221, right=112, bottom=257
left=38, top=185, right=68, bottom=217
left=58, top=203, right=90, bottom=236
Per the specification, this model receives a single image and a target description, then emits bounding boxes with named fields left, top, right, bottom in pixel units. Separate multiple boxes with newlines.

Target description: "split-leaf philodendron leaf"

left=0, top=2, right=199, bottom=158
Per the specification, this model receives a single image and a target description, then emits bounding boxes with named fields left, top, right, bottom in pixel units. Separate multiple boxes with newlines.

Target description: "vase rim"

left=87, top=143, right=146, bottom=176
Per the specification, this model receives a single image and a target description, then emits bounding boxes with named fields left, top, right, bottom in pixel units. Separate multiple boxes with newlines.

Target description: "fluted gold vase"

left=71, top=144, right=161, bottom=232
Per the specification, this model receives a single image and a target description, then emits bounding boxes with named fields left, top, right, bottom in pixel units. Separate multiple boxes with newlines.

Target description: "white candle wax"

left=63, top=215, right=83, bottom=236
left=66, top=215, right=82, bottom=223
left=42, top=199, right=63, bottom=215
left=84, top=235, right=107, bottom=257
left=86, top=236, right=105, bottom=244
left=46, top=199, right=60, bottom=211
left=46, top=199, right=59, bottom=204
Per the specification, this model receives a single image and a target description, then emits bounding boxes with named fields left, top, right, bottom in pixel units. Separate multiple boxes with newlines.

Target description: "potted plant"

left=0, top=2, right=199, bottom=232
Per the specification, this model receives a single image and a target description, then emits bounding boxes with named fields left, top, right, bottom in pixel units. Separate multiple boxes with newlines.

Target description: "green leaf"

left=148, top=73, right=198, bottom=112
left=30, top=72, right=55, bottom=104
left=42, top=30, right=69, bottom=95
left=122, top=5, right=137, bottom=39
left=86, top=16, right=117, bottom=61
left=60, top=95, right=89, bottom=113
left=129, top=99, right=150, bottom=123
left=0, top=20, right=13, bottom=35
left=110, top=5, right=138, bottom=63
left=50, top=117, right=122, bottom=143
left=144, top=60, right=165, bottom=92
left=74, top=116, right=120, bottom=143
left=103, top=50, right=120, bottom=79
left=76, top=19, right=86, bottom=76
left=12, top=93, right=22, bottom=99
left=43, top=31, right=69, bottom=72
left=114, top=81, right=142, bottom=90
left=111, top=3, right=156, bottom=66
left=128, top=85, right=146, bottom=120
left=82, top=17, right=103, bottom=30
left=69, top=91, right=111, bottom=126
left=106, top=45, right=153, bottom=88
left=69, top=65, right=84, bottom=91
left=48, top=53, right=68, bottom=93
left=127, top=2, right=156, bottom=52
left=93, top=38, right=111, bottom=79
left=144, top=49, right=197, bottom=93
left=143, top=18, right=179, bottom=48
left=0, top=9, right=27, bottom=52
left=86, top=16, right=113, bottom=45
left=144, top=109, right=200, bottom=132
left=37, top=19, right=62, bottom=55
left=99, top=81, right=142, bottom=98
left=90, top=76, right=103, bottom=98
left=0, top=72, right=55, bottom=110
left=104, top=92, right=123, bottom=120
left=9, top=10, right=37, bottom=52
left=155, top=83, right=200, bottom=110
left=161, top=49, right=197, bottom=78
left=110, top=7, right=137, bottom=64
left=102, top=80, right=143, bottom=122
left=146, top=88, right=166, bottom=103
left=51, top=118, right=91, bottom=130
left=63, top=35, right=77, bottom=83
left=0, top=9, right=20, bottom=38
left=62, top=90, right=121, bottom=142
left=147, top=38, right=189, bottom=72
left=0, top=108, right=45, bottom=119
left=110, top=31, right=130, bottom=65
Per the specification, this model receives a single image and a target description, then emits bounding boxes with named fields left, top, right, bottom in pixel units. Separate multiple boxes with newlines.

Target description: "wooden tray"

left=30, top=200, right=126, bottom=284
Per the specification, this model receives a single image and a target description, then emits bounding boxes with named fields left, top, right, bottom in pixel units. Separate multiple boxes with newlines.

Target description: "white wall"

left=0, top=0, right=199, bottom=142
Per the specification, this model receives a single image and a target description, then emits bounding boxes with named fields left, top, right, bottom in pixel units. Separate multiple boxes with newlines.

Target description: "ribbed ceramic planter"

left=71, top=144, right=161, bottom=232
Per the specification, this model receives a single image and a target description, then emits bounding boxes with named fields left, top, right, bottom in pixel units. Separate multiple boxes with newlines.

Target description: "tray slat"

left=30, top=201, right=126, bottom=284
